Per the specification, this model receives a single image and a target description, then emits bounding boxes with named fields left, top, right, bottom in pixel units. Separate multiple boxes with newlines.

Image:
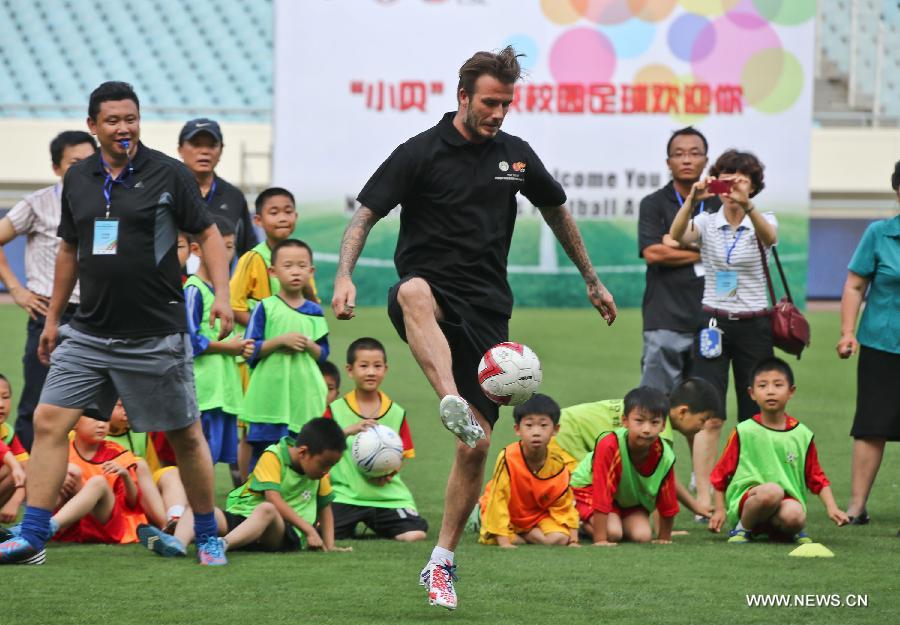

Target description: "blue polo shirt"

left=848, top=215, right=900, bottom=354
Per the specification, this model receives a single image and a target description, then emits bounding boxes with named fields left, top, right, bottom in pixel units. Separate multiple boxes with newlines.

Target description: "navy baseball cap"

left=179, top=118, right=223, bottom=145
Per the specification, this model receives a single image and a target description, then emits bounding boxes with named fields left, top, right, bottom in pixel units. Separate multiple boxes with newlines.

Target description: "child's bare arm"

left=708, top=490, right=727, bottom=533
left=568, top=527, right=581, bottom=547
left=817, top=486, right=849, bottom=526
left=205, top=338, right=255, bottom=357
left=592, top=512, right=616, bottom=546
left=103, top=462, right=140, bottom=508
left=318, top=504, right=352, bottom=552
left=258, top=335, right=287, bottom=357
left=264, top=489, right=323, bottom=548
left=675, top=474, right=712, bottom=517
left=654, top=515, right=674, bottom=543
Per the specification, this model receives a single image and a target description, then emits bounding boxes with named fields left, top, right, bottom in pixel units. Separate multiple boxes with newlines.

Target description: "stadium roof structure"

left=0, top=0, right=272, bottom=121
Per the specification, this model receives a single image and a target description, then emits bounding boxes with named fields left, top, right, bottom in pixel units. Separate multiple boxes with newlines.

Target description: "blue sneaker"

left=0, top=536, right=46, bottom=565
left=727, top=528, right=752, bottom=544
left=196, top=535, right=227, bottom=566
left=795, top=531, right=813, bottom=545
left=137, top=524, right=186, bottom=557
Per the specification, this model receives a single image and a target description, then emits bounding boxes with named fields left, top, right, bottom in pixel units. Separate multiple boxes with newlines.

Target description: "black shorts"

left=388, top=276, right=508, bottom=428
left=223, top=511, right=301, bottom=552
left=851, top=345, right=900, bottom=441
left=331, top=502, right=428, bottom=539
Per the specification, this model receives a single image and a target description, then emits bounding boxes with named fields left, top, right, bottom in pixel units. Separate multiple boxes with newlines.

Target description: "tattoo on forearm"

left=336, top=207, right=379, bottom=278
left=542, top=206, right=598, bottom=283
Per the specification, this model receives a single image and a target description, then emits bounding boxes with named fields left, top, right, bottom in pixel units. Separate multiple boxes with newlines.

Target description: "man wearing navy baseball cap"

left=178, top=118, right=257, bottom=256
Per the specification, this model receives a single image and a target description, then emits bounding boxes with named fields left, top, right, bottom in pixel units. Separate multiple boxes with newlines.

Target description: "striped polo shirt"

left=6, top=183, right=80, bottom=303
left=692, top=209, right=778, bottom=313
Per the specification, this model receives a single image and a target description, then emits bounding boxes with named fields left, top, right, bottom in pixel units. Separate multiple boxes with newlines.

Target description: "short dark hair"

left=709, top=149, right=766, bottom=197
left=294, top=417, right=347, bottom=455
left=347, top=337, right=387, bottom=365
left=271, top=238, right=313, bottom=265
left=513, top=393, right=560, bottom=425
left=50, top=131, right=96, bottom=167
left=666, top=126, right=708, bottom=157
left=891, top=160, right=900, bottom=191
left=750, top=357, right=795, bottom=387
left=88, top=81, right=140, bottom=120
left=0, top=372, right=9, bottom=390
left=254, top=187, right=295, bottom=215
left=457, top=46, right=523, bottom=101
left=211, top=215, right=235, bottom=238
left=669, top=378, right=721, bottom=415
left=623, top=386, right=669, bottom=422
left=318, top=360, right=341, bottom=388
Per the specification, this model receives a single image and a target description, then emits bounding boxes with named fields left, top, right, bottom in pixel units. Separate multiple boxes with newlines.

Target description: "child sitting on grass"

left=478, top=394, right=579, bottom=548
left=137, top=418, right=350, bottom=563
left=0, top=374, right=28, bottom=522
left=242, top=239, right=330, bottom=466
left=708, top=357, right=849, bottom=543
left=325, top=338, right=427, bottom=542
left=0, top=439, right=26, bottom=520
left=570, top=386, right=679, bottom=545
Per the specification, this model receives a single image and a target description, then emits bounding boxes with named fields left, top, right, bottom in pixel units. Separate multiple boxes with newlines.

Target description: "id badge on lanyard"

left=93, top=218, right=119, bottom=255
left=699, top=318, right=723, bottom=359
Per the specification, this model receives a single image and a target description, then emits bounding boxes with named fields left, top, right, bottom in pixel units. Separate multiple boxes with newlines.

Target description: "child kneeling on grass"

left=571, top=386, right=679, bottom=546
left=478, top=394, right=579, bottom=547
left=708, top=357, right=849, bottom=543
left=137, top=418, right=350, bottom=564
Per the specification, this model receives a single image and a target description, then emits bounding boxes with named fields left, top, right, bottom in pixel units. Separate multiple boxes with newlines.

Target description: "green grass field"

left=1, top=304, right=897, bottom=625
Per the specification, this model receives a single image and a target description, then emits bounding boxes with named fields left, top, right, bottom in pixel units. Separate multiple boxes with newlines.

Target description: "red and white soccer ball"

left=477, top=342, right=542, bottom=406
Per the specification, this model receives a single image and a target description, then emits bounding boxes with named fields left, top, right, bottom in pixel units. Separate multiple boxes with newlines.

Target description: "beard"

left=463, top=107, right=499, bottom=141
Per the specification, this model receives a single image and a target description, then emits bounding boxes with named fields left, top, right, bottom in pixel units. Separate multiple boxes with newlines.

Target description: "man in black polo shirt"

left=331, top=47, right=617, bottom=610
left=0, top=82, right=233, bottom=566
left=178, top=118, right=257, bottom=256
left=637, top=126, right=722, bottom=518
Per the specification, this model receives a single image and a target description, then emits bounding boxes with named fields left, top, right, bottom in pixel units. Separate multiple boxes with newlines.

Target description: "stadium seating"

left=0, top=0, right=272, bottom=120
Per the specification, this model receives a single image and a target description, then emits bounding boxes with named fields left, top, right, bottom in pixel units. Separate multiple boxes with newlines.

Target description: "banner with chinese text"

left=273, top=0, right=814, bottom=307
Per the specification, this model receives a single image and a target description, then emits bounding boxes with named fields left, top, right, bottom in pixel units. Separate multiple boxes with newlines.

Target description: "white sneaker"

left=420, top=558, right=458, bottom=610
left=439, top=395, right=485, bottom=448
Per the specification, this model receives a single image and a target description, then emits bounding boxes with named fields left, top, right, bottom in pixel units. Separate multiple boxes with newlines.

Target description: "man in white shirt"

left=0, top=131, right=97, bottom=449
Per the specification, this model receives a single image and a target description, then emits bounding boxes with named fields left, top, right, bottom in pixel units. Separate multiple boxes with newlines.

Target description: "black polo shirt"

left=58, top=143, right=213, bottom=338
left=638, top=181, right=721, bottom=333
left=203, top=175, right=257, bottom=256
left=358, top=112, right=566, bottom=318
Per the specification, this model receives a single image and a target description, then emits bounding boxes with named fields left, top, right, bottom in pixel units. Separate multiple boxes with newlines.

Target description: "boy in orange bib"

left=478, top=394, right=579, bottom=547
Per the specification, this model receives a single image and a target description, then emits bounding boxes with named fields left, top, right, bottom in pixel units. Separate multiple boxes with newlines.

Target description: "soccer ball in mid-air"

left=351, top=424, right=404, bottom=477
left=477, top=342, right=542, bottom=406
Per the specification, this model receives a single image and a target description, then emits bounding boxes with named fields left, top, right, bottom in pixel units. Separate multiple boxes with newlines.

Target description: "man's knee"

left=455, top=436, right=490, bottom=466
left=33, top=404, right=79, bottom=441
left=396, top=278, right=435, bottom=313
left=166, top=421, right=205, bottom=454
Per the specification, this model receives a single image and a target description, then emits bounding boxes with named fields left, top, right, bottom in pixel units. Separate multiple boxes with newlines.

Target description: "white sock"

left=431, top=546, right=454, bottom=564
left=735, top=521, right=747, bottom=532
left=167, top=505, right=185, bottom=520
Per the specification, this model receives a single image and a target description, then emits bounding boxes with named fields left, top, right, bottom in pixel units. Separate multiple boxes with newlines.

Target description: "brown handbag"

left=756, top=238, right=811, bottom=359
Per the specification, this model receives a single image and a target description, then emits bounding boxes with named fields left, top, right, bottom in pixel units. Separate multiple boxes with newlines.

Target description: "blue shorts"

left=201, top=408, right=238, bottom=465
left=246, top=423, right=291, bottom=472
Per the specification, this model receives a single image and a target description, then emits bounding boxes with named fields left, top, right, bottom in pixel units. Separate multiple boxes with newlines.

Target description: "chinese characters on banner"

left=350, top=81, right=744, bottom=114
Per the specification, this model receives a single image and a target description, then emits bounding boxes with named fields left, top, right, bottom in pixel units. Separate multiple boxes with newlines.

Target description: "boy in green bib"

left=708, top=358, right=849, bottom=543
left=325, top=338, right=428, bottom=542
left=243, top=239, right=330, bottom=469
left=185, top=220, right=253, bottom=470
left=138, top=417, right=350, bottom=559
left=570, top=386, right=679, bottom=545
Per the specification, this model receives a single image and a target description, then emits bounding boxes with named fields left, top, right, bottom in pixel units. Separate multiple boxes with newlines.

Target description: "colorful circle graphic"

left=570, top=0, right=633, bottom=25
left=751, top=0, right=816, bottom=25
left=690, top=14, right=780, bottom=87
left=678, top=0, right=741, bottom=17
left=599, top=18, right=656, bottom=59
left=540, top=0, right=582, bottom=24
left=741, top=48, right=804, bottom=112
left=628, top=0, right=678, bottom=22
left=668, top=13, right=712, bottom=62
left=549, top=27, right=616, bottom=83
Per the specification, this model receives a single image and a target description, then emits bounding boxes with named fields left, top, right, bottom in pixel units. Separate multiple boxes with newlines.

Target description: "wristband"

left=744, top=203, right=755, bottom=215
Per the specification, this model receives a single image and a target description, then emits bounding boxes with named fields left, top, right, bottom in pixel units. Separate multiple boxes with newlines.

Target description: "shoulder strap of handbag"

left=755, top=236, right=794, bottom=304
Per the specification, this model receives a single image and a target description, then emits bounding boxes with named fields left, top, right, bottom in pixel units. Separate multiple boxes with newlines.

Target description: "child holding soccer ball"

left=324, top=337, right=428, bottom=542
left=708, top=357, right=849, bottom=543
left=478, top=394, right=579, bottom=547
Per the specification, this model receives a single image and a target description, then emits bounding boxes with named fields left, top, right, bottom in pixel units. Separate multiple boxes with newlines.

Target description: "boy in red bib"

left=479, top=394, right=579, bottom=547
left=708, top=357, right=848, bottom=543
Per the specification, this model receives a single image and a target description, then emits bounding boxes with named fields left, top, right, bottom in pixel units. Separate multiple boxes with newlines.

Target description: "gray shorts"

left=640, top=329, right=694, bottom=395
left=39, top=325, right=199, bottom=432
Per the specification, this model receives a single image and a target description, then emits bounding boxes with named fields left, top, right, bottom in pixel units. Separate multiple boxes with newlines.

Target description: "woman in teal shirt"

left=837, top=160, right=900, bottom=525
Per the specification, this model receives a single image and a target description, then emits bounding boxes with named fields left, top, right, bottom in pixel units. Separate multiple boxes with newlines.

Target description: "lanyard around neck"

left=100, top=153, right=134, bottom=218
left=203, top=177, right=218, bottom=205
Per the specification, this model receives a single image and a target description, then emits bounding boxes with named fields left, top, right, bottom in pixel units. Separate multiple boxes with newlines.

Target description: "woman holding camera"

left=669, top=150, right=777, bottom=426
left=837, top=160, right=900, bottom=526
